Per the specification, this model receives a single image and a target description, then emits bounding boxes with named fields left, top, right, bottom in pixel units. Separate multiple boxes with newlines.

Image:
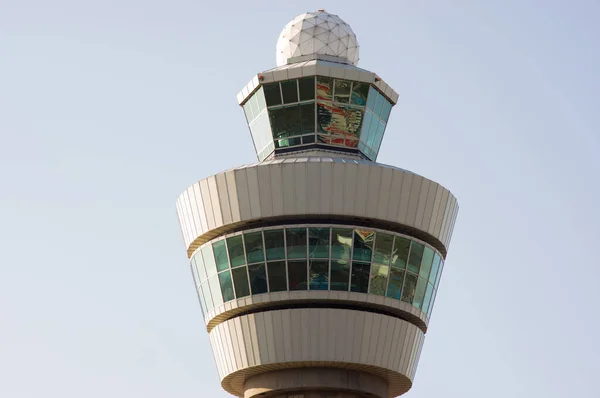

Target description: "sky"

left=1, top=0, right=599, bottom=397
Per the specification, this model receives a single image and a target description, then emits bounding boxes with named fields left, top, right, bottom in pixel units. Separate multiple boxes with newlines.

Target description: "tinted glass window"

left=420, top=247, right=434, bottom=279
left=244, top=231, right=264, bottom=264
left=380, top=98, right=392, bottom=122
left=298, top=76, right=315, bottom=101
left=330, top=259, right=350, bottom=291
left=267, top=261, right=287, bottom=292
left=300, top=103, right=315, bottom=135
left=232, top=267, right=250, bottom=298
left=281, top=80, right=298, bottom=104
left=407, top=242, right=424, bottom=274
left=350, top=262, right=370, bottom=293
left=209, top=274, right=223, bottom=307
left=386, top=269, right=404, bottom=300
left=212, top=240, right=229, bottom=272
left=366, top=86, right=377, bottom=110
left=309, top=227, right=329, bottom=258
left=248, top=263, right=268, bottom=295
left=309, top=260, right=329, bottom=290
left=288, top=260, right=307, bottom=290
left=430, top=253, right=441, bottom=285
left=226, top=235, right=245, bottom=267
left=331, top=228, right=352, bottom=261
left=201, top=282, right=214, bottom=312
left=413, top=277, right=428, bottom=309
left=302, top=134, right=315, bottom=144
left=264, top=83, right=281, bottom=106
left=391, top=236, right=410, bottom=269
left=202, top=245, right=217, bottom=277
left=194, top=251, right=207, bottom=281
left=218, top=271, right=235, bottom=302
left=369, top=263, right=389, bottom=296
left=374, top=91, right=384, bottom=116
left=286, top=228, right=307, bottom=259
left=264, top=229, right=285, bottom=261
left=422, top=282, right=434, bottom=315
left=373, top=233, right=393, bottom=264
left=270, top=106, right=301, bottom=139
left=316, top=76, right=333, bottom=100
left=351, top=82, right=369, bottom=106
left=334, top=79, right=351, bottom=103
left=353, top=230, right=374, bottom=262
left=401, top=273, right=418, bottom=304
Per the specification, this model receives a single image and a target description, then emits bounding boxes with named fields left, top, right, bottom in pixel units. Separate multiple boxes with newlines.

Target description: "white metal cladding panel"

left=210, top=309, right=425, bottom=396
left=177, top=160, right=458, bottom=256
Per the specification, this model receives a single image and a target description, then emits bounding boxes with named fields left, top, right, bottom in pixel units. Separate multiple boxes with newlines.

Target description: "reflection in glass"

left=366, top=86, right=377, bottom=110
left=219, top=271, right=235, bottom=302
left=288, top=260, right=307, bottom=290
left=298, top=76, right=315, bottom=101
left=331, top=228, right=353, bottom=261
left=194, top=251, right=207, bottom=281
left=309, top=228, right=329, bottom=258
left=232, top=267, right=250, bottom=298
left=276, top=136, right=301, bottom=148
left=330, top=259, right=350, bottom=291
left=248, top=263, right=268, bottom=295
left=244, top=231, right=264, bottom=264
left=420, top=247, right=434, bottom=279
left=401, top=273, right=418, bottom=304
left=317, top=76, right=333, bottom=100
left=202, top=245, right=217, bottom=277
left=427, top=288, right=437, bottom=317
left=286, top=228, right=307, bottom=259
left=270, top=106, right=301, bottom=139
left=267, top=261, right=287, bottom=292
left=350, top=262, right=370, bottom=293
left=435, top=259, right=444, bottom=289
left=309, top=260, right=329, bottom=290
left=302, top=135, right=315, bottom=144
left=351, top=82, right=369, bottom=106
left=369, top=264, right=389, bottom=296
left=386, top=269, right=404, bottom=300
left=300, top=103, right=315, bottom=135
left=373, top=233, right=393, bottom=264
left=264, top=229, right=285, bottom=261
left=407, top=242, right=424, bottom=274
left=212, top=240, right=229, bottom=272
left=264, top=83, right=282, bottom=106
left=197, top=284, right=207, bottom=316
left=413, top=277, right=428, bottom=309
left=353, top=229, right=374, bottom=262
left=226, top=235, right=245, bottom=267
left=374, top=91, right=384, bottom=117
left=281, top=80, right=298, bottom=104
left=430, top=253, right=441, bottom=285
left=209, top=275, right=223, bottom=307
left=317, top=102, right=363, bottom=146
left=380, top=98, right=392, bottom=122
left=334, top=79, right=351, bottom=103
left=422, top=282, right=434, bottom=315
left=391, top=237, right=410, bottom=269
left=201, top=282, right=214, bottom=312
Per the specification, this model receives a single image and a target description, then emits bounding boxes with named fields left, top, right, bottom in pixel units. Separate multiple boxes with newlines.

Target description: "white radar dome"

left=276, top=10, right=359, bottom=67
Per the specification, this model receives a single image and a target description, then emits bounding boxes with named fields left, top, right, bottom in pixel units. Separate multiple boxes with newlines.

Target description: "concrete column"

left=243, top=368, right=388, bottom=398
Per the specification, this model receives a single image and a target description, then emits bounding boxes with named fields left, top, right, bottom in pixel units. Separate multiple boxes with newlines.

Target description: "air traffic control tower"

left=176, top=10, right=458, bottom=398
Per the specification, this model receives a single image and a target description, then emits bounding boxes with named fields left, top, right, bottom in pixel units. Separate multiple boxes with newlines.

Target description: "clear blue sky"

left=1, top=1, right=599, bottom=397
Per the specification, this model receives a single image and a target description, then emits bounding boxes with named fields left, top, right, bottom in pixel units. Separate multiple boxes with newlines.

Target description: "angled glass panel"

left=267, top=261, right=287, bottom=292
left=302, top=134, right=315, bottom=144
left=201, top=282, right=214, bottom=312
left=226, top=235, right=245, bottom=268
left=430, top=253, right=442, bottom=285
left=373, top=232, right=394, bottom=265
left=353, top=229, right=374, bottom=263
left=351, top=82, right=369, bottom=106
left=391, top=236, right=410, bottom=269
left=366, top=86, right=377, bottom=110
left=212, top=240, right=229, bottom=272
left=422, top=282, right=434, bottom=315
left=380, top=98, right=392, bottom=122
left=243, top=100, right=255, bottom=122
left=275, top=136, right=302, bottom=148
left=330, top=259, right=350, bottom=291
left=249, top=110, right=273, bottom=161
left=288, top=259, right=308, bottom=290
left=248, top=263, right=268, bottom=295
left=193, top=251, right=207, bottom=282
left=331, top=228, right=353, bottom=260
left=209, top=274, right=223, bottom=307
left=413, top=277, right=428, bottom=309
left=255, top=86, right=266, bottom=113
left=300, top=103, right=315, bottom=134
left=264, top=229, right=285, bottom=261
left=317, top=102, right=362, bottom=148
left=401, top=272, right=418, bottom=304
left=270, top=105, right=302, bottom=139
left=281, top=79, right=299, bottom=104
left=264, top=82, right=282, bottom=106
left=244, top=231, right=264, bottom=264
left=197, top=285, right=207, bottom=316
left=201, top=245, right=217, bottom=277
left=218, top=271, right=235, bottom=302
left=298, top=76, right=315, bottom=101
left=386, top=269, right=404, bottom=300
left=190, top=260, right=201, bottom=289
left=286, top=228, right=307, bottom=259
left=334, top=79, right=351, bottom=103
left=369, top=263, right=389, bottom=296
left=359, top=110, right=373, bottom=145
left=435, top=259, right=444, bottom=289
left=350, top=262, right=370, bottom=293
left=309, top=259, right=329, bottom=290
left=427, top=288, right=438, bottom=317
left=374, top=91, right=384, bottom=117
left=316, top=76, right=333, bottom=101
left=420, top=247, right=434, bottom=279
left=407, top=242, right=424, bottom=274
left=309, top=227, right=329, bottom=258
left=232, top=266, right=250, bottom=298
left=373, top=120, right=386, bottom=154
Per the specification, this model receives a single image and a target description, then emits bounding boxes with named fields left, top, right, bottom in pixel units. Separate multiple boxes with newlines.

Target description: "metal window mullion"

left=384, top=234, right=396, bottom=298
left=279, top=82, right=284, bottom=104
left=366, top=231, right=376, bottom=294
left=328, top=227, right=332, bottom=291
left=306, top=226, right=309, bottom=290
left=283, top=228, right=289, bottom=291
left=348, top=228, right=354, bottom=292
left=262, top=230, right=270, bottom=292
